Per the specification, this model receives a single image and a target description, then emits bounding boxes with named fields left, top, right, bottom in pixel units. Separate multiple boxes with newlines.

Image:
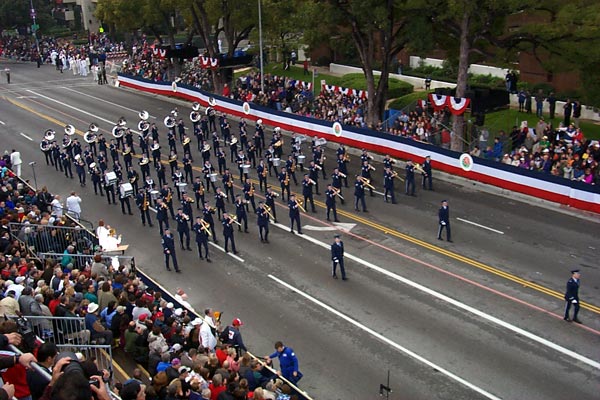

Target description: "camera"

left=10, top=316, right=37, bottom=353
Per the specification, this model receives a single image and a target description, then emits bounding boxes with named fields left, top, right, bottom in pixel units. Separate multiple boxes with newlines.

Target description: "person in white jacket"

left=199, top=317, right=217, bottom=352
left=66, top=191, right=82, bottom=220
left=10, top=149, right=22, bottom=177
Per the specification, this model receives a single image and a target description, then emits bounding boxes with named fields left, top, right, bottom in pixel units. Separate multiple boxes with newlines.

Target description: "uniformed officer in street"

left=564, top=269, right=582, bottom=323
left=156, top=198, right=170, bottom=236
left=161, top=229, right=180, bottom=272
left=331, top=234, right=346, bottom=280
left=234, top=195, right=249, bottom=233
left=422, top=155, right=433, bottom=190
left=192, top=216, right=211, bottom=262
left=354, top=175, right=367, bottom=212
left=383, top=166, right=397, bottom=204
left=202, top=201, right=219, bottom=243
left=437, top=199, right=452, bottom=242
left=288, top=194, right=303, bottom=234
left=302, top=174, right=317, bottom=213
left=175, top=208, right=192, bottom=251
left=325, top=184, right=340, bottom=222
left=265, top=187, right=278, bottom=223
left=256, top=201, right=270, bottom=243
left=405, top=160, right=416, bottom=196
left=222, top=212, right=239, bottom=254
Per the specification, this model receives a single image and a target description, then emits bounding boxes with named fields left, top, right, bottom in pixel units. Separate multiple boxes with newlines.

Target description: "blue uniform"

left=331, top=240, right=345, bottom=279
left=288, top=199, right=302, bottom=234
left=437, top=205, right=451, bottom=241
left=564, top=277, right=580, bottom=321
left=161, top=233, right=180, bottom=272
left=269, top=346, right=302, bottom=384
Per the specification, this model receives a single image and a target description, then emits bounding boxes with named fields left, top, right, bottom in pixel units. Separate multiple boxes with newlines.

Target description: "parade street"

left=1, top=63, right=599, bottom=400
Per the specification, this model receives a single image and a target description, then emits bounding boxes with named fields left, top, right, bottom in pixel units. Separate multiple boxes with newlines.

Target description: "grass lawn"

left=478, top=108, right=600, bottom=140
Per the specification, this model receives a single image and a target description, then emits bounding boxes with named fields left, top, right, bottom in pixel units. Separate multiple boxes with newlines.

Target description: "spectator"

left=26, top=342, right=57, bottom=400
left=9, top=150, right=22, bottom=177
left=65, top=192, right=82, bottom=220
left=84, top=302, right=113, bottom=345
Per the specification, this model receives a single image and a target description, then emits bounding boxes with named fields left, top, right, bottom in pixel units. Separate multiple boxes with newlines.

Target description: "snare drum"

left=242, top=164, right=251, bottom=174
left=177, top=182, right=188, bottom=193
left=105, top=171, right=117, bottom=186
left=119, top=183, right=134, bottom=198
left=273, top=158, right=281, bottom=167
left=297, top=155, right=306, bottom=164
left=150, top=190, right=160, bottom=200
left=209, top=173, right=218, bottom=182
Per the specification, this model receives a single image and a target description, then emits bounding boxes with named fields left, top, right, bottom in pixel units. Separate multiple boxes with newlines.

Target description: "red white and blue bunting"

left=199, top=56, right=220, bottom=69
left=321, top=81, right=368, bottom=99
left=428, top=93, right=471, bottom=115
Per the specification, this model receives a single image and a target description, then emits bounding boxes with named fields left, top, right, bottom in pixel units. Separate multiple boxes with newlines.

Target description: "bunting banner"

left=320, top=81, right=368, bottom=99
left=199, top=56, right=220, bottom=69
left=448, top=96, right=471, bottom=115
left=289, top=79, right=313, bottom=91
left=429, top=94, right=448, bottom=111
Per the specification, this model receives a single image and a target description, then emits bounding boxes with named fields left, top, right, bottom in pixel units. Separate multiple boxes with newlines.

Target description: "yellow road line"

left=7, top=96, right=599, bottom=315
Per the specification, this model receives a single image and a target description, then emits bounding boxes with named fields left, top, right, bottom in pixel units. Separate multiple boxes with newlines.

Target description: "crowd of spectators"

left=0, top=152, right=303, bottom=400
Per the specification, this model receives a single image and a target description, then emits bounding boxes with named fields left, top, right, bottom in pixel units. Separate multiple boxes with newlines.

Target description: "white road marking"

left=270, top=222, right=600, bottom=371
left=15, top=96, right=38, bottom=99
left=62, top=87, right=157, bottom=119
left=268, top=274, right=503, bottom=400
left=0, top=121, right=5, bottom=125
left=209, top=241, right=245, bottom=262
left=19, top=132, right=33, bottom=141
left=456, top=217, right=504, bottom=235
left=303, top=222, right=356, bottom=232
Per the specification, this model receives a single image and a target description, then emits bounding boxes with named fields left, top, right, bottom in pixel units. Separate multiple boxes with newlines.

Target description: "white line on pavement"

left=209, top=242, right=245, bottom=262
left=27, top=90, right=116, bottom=125
left=456, top=217, right=505, bottom=235
left=0, top=121, right=5, bottom=125
left=19, top=132, right=33, bottom=141
left=268, top=274, right=503, bottom=400
left=270, top=222, right=600, bottom=371
left=61, top=87, right=157, bottom=119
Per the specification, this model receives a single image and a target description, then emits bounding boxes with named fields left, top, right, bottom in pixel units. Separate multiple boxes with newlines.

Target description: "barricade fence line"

left=8, top=222, right=99, bottom=257
left=36, top=252, right=135, bottom=272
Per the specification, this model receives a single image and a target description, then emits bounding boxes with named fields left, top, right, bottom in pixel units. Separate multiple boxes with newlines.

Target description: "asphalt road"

left=1, top=62, right=599, bottom=400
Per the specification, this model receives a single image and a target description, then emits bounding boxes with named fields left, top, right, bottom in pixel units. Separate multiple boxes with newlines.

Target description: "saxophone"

left=143, top=192, right=149, bottom=210
left=165, top=188, right=172, bottom=203
left=284, top=173, right=290, bottom=186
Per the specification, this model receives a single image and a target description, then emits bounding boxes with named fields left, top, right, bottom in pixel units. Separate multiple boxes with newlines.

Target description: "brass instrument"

left=165, top=188, right=173, bottom=203
left=190, top=111, right=201, bottom=123
left=263, top=205, right=275, bottom=221
left=139, top=157, right=149, bottom=166
left=123, top=147, right=131, bottom=156
left=138, top=120, right=150, bottom=131
left=368, top=164, right=376, bottom=171
left=308, top=178, right=317, bottom=185
left=218, top=191, right=228, bottom=200
left=414, top=164, right=426, bottom=174
left=202, top=143, right=211, bottom=152
left=112, top=125, right=125, bottom=138
left=228, top=215, right=242, bottom=226
left=164, top=116, right=176, bottom=129
left=314, top=164, right=323, bottom=171
left=284, top=173, right=290, bottom=186
left=199, top=219, right=212, bottom=236
left=274, top=139, right=283, bottom=148
left=291, top=160, right=296, bottom=173
left=84, top=130, right=97, bottom=144
left=143, top=192, right=149, bottom=210
left=249, top=183, right=255, bottom=197
left=64, top=124, right=76, bottom=136
left=117, top=117, right=127, bottom=127
left=226, top=178, right=233, bottom=188
left=182, top=213, right=190, bottom=221
left=332, top=187, right=345, bottom=201
left=338, top=171, right=347, bottom=178
left=44, top=129, right=56, bottom=141
left=169, top=154, right=178, bottom=162
left=139, top=110, right=149, bottom=120
left=358, top=176, right=375, bottom=190
left=294, top=198, right=306, bottom=213
left=343, top=153, right=350, bottom=162
left=230, top=137, right=238, bottom=146
left=89, top=123, right=99, bottom=133
left=182, top=137, right=191, bottom=146
left=261, top=168, right=267, bottom=178
left=390, top=171, right=404, bottom=182
left=192, top=102, right=201, bottom=111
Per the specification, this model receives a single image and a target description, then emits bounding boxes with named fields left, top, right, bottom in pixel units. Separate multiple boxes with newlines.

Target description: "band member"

left=236, top=149, right=248, bottom=182
left=325, top=184, right=340, bottom=222
left=331, top=234, right=346, bottom=280
left=152, top=140, right=162, bottom=167
left=194, top=124, right=203, bottom=151
left=288, top=194, right=303, bottom=235
left=144, top=176, right=155, bottom=197
left=135, top=189, right=153, bottom=227
left=97, top=152, right=108, bottom=172
left=89, top=136, right=98, bottom=157
left=222, top=169, right=234, bottom=201
left=175, top=208, right=192, bottom=250
left=193, top=217, right=211, bottom=262
left=234, top=195, right=249, bottom=233
left=216, top=148, right=226, bottom=174
left=200, top=115, right=209, bottom=139
left=265, top=187, right=278, bottom=223
left=161, top=229, right=180, bottom=272
left=302, top=174, right=316, bottom=213
left=182, top=136, right=192, bottom=161
left=256, top=201, right=270, bottom=243
left=229, top=135, right=238, bottom=163
left=104, top=172, right=117, bottom=205
left=247, top=142, right=257, bottom=167
left=127, top=166, right=139, bottom=193
left=181, top=193, right=195, bottom=230
left=286, top=155, right=298, bottom=185
left=360, top=149, right=373, bottom=164
left=308, top=161, right=321, bottom=195
left=336, top=144, right=346, bottom=160
left=361, top=160, right=375, bottom=197
left=123, top=145, right=133, bottom=170
left=167, top=129, right=177, bottom=153
left=193, top=177, right=205, bottom=209
left=564, top=269, right=581, bottom=323
left=278, top=167, right=291, bottom=201
left=422, top=155, right=433, bottom=190
left=266, top=146, right=275, bottom=176
left=119, top=184, right=133, bottom=215
left=91, top=166, right=104, bottom=196
left=203, top=161, right=217, bottom=193
left=98, top=134, right=108, bottom=156
left=61, top=151, right=74, bottom=179
left=41, top=139, right=53, bottom=166
left=161, top=184, right=176, bottom=219
left=139, top=156, right=151, bottom=180
left=113, top=161, right=123, bottom=182
left=172, top=167, right=185, bottom=201
left=437, top=199, right=451, bottom=242
left=405, top=160, right=416, bottom=196
left=215, top=187, right=227, bottom=219
left=168, top=150, right=178, bottom=175
left=257, top=159, right=268, bottom=192
left=253, top=130, right=262, bottom=158
left=256, top=120, right=265, bottom=149
left=331, top=168, right=345, bottom=205
left=183, top=153, right=193, bottom=183
left=52, top=143, right=62, bottom=172
left=354, top=175, right=367, bottom=212
left=156, top=162, right=167, bottom=188
left=139, top=132, right=149, bottom=157
left=313, top=145, right=326, bottom=179
left=384, top=167, right=397, bottom=204
left=202, top=201, right=219, bottom=242
left=125, top=129, right=135, bottom=155
left=156, top=198, right=170, bottom=236
left=383, top=154, right=395, bottom=170
left=109, top=140, right=119, bottom=164
left=201, top=141, right=212, bottom=163
left=222, top=119, right=231, bottom=145
left=222, top=212, right=238, bottom=254
left=212, top=131, right=221, bottom=157
left=243, top=181, right=256, bottom=213
left=176, top=119, right=185, bottom=142
left=75, top=158, right=86, bottom=186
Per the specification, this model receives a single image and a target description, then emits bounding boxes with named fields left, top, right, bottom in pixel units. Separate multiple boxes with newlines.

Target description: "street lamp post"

left=30, top=0, right=40, bottom=54
left=258, top=0, right=264, bottom=93
left=29, top=161, right=38, bottom=190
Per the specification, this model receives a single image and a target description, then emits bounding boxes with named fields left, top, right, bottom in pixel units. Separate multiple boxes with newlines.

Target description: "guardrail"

left=118, top=74, right=600, bottom=213
left=37, top=252, right=135, bottom=272
left=8, top=222, right=98, bottom=257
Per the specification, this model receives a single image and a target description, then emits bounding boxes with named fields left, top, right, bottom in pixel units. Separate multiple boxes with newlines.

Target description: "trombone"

left=263, top=205, right=275, bottom=221
left=332, top=187, right=345, bottom=201
left=414, top=163, right=427, bottom=174
left=228, top=215, right=242, bottom=227
left=294, top=198, right=306, bottom=213
left=390, top=170, right=404, bottom=182
left=199, top=219, right=212, bottom=236
left=358, top=176, right=375, bottom=190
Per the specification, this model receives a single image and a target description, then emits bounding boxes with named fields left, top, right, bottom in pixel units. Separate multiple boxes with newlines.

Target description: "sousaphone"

left=84, top=130, right=97, bottom=144
left=44, top=129, right=56, bottom=141
left=64, top=124, right=75, bottom=136
left=138, top=110, right=149, bottom=121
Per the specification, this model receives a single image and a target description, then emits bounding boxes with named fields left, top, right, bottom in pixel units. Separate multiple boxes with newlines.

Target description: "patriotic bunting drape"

left=321, top=80, right=368, bottom=99
left=428, top=93, right=471, bottom=115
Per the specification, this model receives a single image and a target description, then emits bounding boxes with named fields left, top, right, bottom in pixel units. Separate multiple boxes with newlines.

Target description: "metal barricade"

left=15, top=315, right=89, bottom=346
left=37, top=252, right=135, bottom=273
left=55, top=344, right=114, bottom=374
left=8, top=222, right=99, bottom=256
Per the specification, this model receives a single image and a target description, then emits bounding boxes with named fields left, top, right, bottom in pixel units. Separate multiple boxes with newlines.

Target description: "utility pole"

left=30, top=0, right=40, bottom=54
left=258, top=0, right=264, bottom=93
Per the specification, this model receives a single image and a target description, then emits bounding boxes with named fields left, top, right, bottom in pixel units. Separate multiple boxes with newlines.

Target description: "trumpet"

left=138, top=120, right=150, bottom=131
left=358, top=176, right=375, bottom=190
left=199, top=219, right=212, bottom=236
left=138, top=110, right=149, bottom=120
left=228, top=215, right=242, bottom=226
left=64, top=124, right=75, bottom=136
left=294, top=198, right=306, bottom=213
left=84, top=130, right=97, bottom=144
left=164, top=116, right=176, bottom=129
left=190, top=111, right=201, bottom=123
left=89, top=123, right=99, bottom=133
left=44, top=129, right=56, bottom=141
left=192, top=102, right=201, bottom=111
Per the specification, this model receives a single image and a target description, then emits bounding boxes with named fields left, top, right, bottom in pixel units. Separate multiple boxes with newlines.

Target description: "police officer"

left=422, top=155, right=433, bottom=190
left=202, top=201, right=219, bottom=243
left=437, top=199, right=451, bottom=242
left=288, top=194, right=303, bottom=235
left=354, top=175, right=367, bottom=212
left=302, top=174, right=316, bottom=213
left=175, top=208, right=192, bottom=251
left=325, top=184, right=340, bottom=222
left=156, top=199, right=170, bottom=236
left=192, top=217, right=211, bottom=262
left=222, top=212, right=238, bottom=254
left=383, top=167, right=397, bottom=204
left=331, top=234, right=346, bottom=280
left=564, top=269, right=582, bottom=323
left=256, top=201, right=270, bottom=243
left=234, top=195, right=249, bottom=233
left=265, top=187, right=278, bottom=223
left=405, top=160, right=416, bottom=196
left=161, top=229, right=180, bottom=272
left=135, top=189, right=153, bottom=227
